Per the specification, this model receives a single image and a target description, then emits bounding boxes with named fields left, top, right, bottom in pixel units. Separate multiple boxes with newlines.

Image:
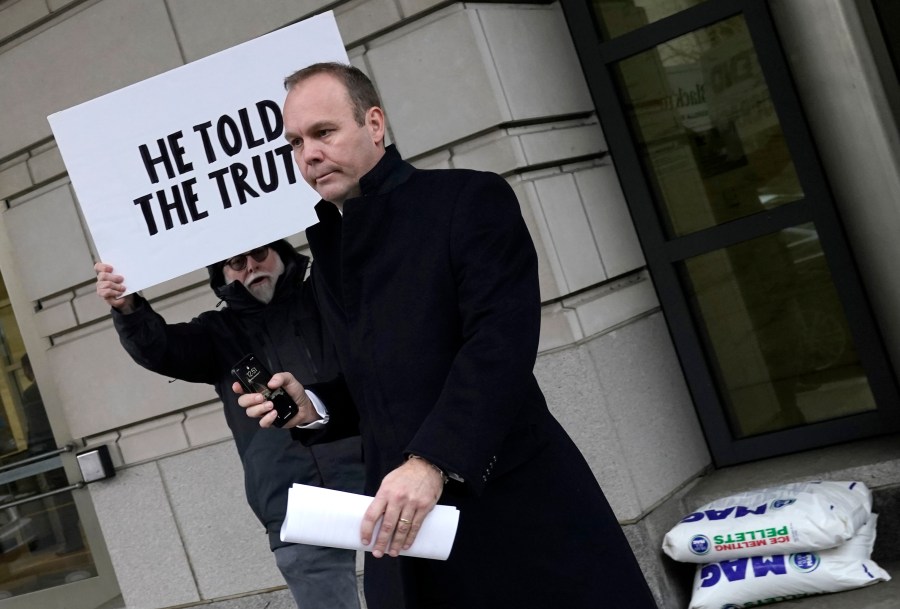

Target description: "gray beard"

left=247, top=279, right=276, bottom=304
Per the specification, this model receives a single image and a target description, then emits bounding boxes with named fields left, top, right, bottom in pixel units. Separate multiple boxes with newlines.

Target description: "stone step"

left=872, top=483, right=900, bottom=565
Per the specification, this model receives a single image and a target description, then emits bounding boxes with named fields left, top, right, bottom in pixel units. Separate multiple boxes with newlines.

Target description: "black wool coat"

left=303, top=146, right=658, bottom=609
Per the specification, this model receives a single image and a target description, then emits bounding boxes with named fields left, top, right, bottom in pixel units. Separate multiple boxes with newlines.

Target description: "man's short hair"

left=283, top=62, right=382, bottom=126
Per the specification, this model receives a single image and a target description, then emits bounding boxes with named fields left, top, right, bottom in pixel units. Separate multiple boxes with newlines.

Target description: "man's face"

left=222, top=247, right=285, bottom=304
left=282, top=73, right=385, bottom=208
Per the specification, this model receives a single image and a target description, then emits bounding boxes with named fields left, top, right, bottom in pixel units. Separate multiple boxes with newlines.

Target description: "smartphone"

left=231, top=354, right=299, bottom=428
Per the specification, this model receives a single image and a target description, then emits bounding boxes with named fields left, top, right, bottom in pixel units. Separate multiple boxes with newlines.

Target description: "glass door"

left=562, top=0, right=900, bottom=464
left=0, top=273, right=119, bottom=607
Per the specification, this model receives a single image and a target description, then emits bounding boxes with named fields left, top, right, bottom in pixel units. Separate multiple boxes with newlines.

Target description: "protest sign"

left=48, top=11, right=347, bottom=294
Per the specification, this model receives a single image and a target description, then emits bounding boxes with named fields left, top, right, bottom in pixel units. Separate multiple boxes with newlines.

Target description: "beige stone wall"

left=0, top=1, right=707, bottom=606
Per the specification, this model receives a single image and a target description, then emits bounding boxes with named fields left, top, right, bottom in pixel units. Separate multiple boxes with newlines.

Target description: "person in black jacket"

left=240, top=63, right=658, bottom=609
left=94, top=239, right=364, bottom=609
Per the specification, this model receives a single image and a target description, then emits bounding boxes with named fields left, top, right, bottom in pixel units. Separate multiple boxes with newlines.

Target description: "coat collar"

left=313, top=144, right=415, bottom=223
left=358, top=144, right=415, bottom=197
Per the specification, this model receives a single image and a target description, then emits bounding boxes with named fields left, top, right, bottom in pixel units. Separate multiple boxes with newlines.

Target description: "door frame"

left=560, top=0, right=900, bottom=465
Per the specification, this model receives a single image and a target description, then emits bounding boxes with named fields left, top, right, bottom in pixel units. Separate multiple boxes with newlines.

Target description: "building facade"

left=0, top=0, right=897, bottom=608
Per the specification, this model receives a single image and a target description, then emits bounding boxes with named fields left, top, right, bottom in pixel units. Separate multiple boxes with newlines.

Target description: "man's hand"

left=362, top=457, right=444, bottom=558
left=94, top=262, right=136, bottom=313
left=235, top=371, right=321, bottom=428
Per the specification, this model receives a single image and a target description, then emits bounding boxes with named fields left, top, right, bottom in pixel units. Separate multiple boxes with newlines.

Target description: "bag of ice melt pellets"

left=687, top=515, right=890, bottom=609
left=663, top=481, right=871, bottom=563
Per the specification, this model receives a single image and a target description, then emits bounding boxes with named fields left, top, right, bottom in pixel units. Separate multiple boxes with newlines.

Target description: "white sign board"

left=48, top=12, right=347, bottom=294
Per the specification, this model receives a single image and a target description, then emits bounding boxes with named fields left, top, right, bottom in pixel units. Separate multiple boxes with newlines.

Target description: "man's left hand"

left=361, top=457, right=445, bottom=558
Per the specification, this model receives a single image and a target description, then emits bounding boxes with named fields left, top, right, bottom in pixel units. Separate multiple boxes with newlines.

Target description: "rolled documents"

left=280, top=484, right=460, bottom=560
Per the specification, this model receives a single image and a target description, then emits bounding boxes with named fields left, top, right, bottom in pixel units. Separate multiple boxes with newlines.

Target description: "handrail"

left=0, top=443, right=75, bottom=474
left=0, top=482, right=85, bottom=511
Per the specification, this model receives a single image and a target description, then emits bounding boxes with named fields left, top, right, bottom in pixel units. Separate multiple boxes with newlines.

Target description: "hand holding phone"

left=231, top=354, right=299, bottom=428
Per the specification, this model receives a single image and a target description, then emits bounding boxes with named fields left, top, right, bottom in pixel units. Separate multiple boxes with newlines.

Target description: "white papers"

left=281, top=484, right=460, bottom=560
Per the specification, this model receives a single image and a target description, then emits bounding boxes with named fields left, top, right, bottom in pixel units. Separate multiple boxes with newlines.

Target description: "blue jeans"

left=273, top=543, right=361, bottom=609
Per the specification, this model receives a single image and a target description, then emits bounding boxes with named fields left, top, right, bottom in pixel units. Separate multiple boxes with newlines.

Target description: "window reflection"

left=684, top=224, right=876, bottom=438
left=592, top=0, right=710, bottom=39
left=0, top=471, right=95, bottom=599
left=0, top=275, right=97, bottom=597
left=613, top=15, right=803, bottom=236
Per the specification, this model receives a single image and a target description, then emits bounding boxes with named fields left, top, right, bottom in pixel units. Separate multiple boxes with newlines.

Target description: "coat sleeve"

left=112, top=295, right=222, bottom=383
left=290, top=376, right=361, bottom=445
left=405, top=172, right=547, bottom=495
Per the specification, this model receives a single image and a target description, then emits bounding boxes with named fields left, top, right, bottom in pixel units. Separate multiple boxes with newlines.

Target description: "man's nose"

left=300, top=141, right=323, bottom=164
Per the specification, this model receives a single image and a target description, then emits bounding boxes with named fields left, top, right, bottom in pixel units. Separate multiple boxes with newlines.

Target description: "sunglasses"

left=225, top=246, right=270, bottom=272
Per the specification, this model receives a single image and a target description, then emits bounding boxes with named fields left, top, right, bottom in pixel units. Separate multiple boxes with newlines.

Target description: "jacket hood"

left=207, top=240, right=308, bottom=310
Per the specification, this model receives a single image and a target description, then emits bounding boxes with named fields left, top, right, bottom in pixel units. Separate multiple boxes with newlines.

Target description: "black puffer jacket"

left=112, top=240, right=364, bottom=550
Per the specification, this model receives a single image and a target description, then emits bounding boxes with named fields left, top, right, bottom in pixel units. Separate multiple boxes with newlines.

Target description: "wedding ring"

left=399, top=518, right=412, bottom=524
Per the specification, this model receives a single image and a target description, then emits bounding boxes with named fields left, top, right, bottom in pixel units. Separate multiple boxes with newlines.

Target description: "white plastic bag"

left=663, top=481, right=871, bottom=563
left=687, top=515, right=890, bottom=609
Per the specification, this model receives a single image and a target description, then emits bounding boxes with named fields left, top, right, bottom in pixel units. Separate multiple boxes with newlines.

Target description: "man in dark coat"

left=94, top=240, right=364, bottom=609
left=241, top=63, right=658, bottom=609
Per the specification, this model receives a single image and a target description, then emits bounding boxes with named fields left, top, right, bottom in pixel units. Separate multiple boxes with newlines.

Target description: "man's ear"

left=365, top=106, right=386, bottom=147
